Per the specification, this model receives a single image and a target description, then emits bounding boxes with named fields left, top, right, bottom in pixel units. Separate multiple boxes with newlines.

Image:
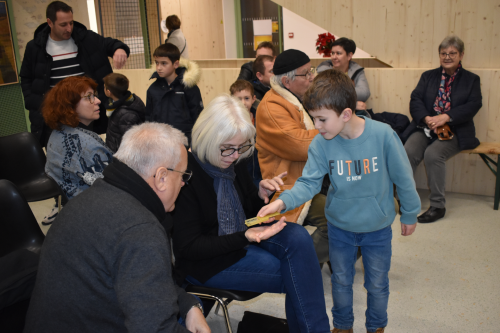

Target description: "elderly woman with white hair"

left=171, top=94, right=330, bottom=332
left=404, top=35, right=482, bottom=223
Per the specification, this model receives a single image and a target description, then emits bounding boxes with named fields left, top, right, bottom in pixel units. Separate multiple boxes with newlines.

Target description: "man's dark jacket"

left=237, top=61, right=256, bottom=82
left=409, top=67, right=482, bottom=150
left=252, top=80, right=270, bottom=101
left=20, top=21, right=130, bottom=140
left=146, top=59, right=203, bottom=146
left=24, top=159, right=197, bottom=333
left=105, top=93, right=146, bottom=153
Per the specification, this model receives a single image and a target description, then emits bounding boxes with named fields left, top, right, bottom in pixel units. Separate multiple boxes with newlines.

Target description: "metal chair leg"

left=188, top=292, right=233, bottom=333
left=214, top=302, right=221, bottom=315
left=214, top=298, right=233, bottom=316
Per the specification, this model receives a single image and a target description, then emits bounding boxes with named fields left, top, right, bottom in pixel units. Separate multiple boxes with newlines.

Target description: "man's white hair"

left=271, top=68, right=297, bottom=89
left=191, top=94, right=255, bottom=167
left=114, top=122, right=188, bottom=178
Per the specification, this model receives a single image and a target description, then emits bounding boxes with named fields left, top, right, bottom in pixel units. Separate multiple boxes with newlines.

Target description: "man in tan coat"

left=256, top=49, right=329, bottom=264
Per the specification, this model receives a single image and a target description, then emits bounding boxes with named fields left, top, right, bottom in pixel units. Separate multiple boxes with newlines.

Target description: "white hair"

left=191, top=94, right=256, bottom=167
left=114, top=122, right=188, bottom=178
left=271, top=68, right=297, bottom=89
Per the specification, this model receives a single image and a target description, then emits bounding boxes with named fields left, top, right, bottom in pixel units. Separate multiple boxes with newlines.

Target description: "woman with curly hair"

left=43, top=76, right=112, bottom=223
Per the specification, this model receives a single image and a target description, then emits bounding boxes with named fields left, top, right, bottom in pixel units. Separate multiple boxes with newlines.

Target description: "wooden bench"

left=461, top=143, right=500, bottom=210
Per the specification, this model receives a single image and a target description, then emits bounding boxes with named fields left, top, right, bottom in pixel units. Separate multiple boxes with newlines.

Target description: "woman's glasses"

left=82, top=92, right=99, bottom=104
left=220, top=144, right=253, bottom=157
left=439, top=52, right=458, bottom=59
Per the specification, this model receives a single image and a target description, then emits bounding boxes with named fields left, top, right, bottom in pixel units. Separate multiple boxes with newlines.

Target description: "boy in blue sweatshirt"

left=258, top=69, right=420, bottom=333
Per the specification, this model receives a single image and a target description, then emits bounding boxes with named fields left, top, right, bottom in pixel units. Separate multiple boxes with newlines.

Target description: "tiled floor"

left=29, top=189, right=500, bottom=332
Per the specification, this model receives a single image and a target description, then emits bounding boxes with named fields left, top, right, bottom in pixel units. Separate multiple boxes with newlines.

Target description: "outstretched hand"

left=257, top=199, right=286, bottom=219
left=245, top=216, right=286, bottom=243
left=258, top=171, right=287, bottom=203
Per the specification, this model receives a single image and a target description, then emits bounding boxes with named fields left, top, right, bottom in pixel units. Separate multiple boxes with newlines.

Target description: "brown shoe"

left=332, top=328, right=353, bottom=333
left=367, top=328, right=385, bottom=333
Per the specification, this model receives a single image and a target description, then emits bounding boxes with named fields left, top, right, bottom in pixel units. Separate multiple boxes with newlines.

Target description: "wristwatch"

left=190, top=303, right=204, bottom=315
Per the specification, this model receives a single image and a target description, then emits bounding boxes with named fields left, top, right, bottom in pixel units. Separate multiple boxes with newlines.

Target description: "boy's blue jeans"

left=328, top=223, right=392, bottom=332
left=186, top=222, right=330, bottom=333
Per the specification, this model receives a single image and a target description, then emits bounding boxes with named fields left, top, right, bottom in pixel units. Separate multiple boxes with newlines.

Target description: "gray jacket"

left=24, top=179, right=196, bottom=333
left=45, top=125, right=112, bottom=200
left=317, top=60, right=371, bottom=102
left=166, top=29, right=189, bottom=59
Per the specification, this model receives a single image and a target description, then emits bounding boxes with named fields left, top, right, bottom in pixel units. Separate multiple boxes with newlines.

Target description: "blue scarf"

left=193, top=153, right=247, bottom=236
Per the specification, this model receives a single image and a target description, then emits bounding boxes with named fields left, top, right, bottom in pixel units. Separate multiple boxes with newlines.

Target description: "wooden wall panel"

left=12, top=0, right=91, bottom=59
left=159, top=0, right=225, bottom=59
left=117, top=66, right=499, bottom=197
left=272, top=0, right=500, bottom=69
left=366, top=68, right=499, bottom=197
left=146, top=0, right=162, bottom=65
left=193, top=58, right=391, bottom=69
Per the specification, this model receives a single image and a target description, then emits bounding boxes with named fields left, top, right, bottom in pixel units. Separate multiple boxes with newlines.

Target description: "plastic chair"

left=186, top=285, right=262, bottom=333
left=0, top=180, right=45, bottom=332
left=0, top=179, right=45, bottom=257
left=0, top=132, right=62, bottom=208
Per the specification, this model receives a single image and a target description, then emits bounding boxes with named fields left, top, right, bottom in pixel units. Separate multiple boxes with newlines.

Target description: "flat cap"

left=273, top=49, right=310, bottom=75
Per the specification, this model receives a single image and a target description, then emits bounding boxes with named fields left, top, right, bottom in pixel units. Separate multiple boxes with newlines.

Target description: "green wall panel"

left=0, top=83, right=28, bottom=136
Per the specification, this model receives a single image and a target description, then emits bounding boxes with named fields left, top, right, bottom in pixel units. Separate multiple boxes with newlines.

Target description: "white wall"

left=86, top=0, right=98, bottom=34
left=282, top=7, right=371, bottom=58
left=222, top=0, right=237, bottom=58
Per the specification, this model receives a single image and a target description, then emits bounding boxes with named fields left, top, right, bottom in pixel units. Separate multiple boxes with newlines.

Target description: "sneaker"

left=42, top=204, right=59, bottom=225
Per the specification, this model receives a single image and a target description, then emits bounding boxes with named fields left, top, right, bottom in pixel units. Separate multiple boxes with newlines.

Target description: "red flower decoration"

left=316, top=32, right=335, bottom=57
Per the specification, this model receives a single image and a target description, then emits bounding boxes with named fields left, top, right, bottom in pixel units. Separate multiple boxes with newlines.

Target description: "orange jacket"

left=255, top=84, right=318, bottom=186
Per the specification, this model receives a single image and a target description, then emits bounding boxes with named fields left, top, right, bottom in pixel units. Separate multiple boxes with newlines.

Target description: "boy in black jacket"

left=104, top=73, right=145, bottom=153
left=146, top=43, right=203, bottom=146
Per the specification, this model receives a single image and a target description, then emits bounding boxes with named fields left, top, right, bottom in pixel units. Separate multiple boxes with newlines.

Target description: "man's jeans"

left=328, top=224, right=392, bottom=332
left=186, top=222, right=330, bottom=333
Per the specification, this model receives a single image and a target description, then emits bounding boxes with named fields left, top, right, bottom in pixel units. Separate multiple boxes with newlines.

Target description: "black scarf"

left=103, top=158, right=172, bottom=232
left=105, top=91, right=133, bottom=111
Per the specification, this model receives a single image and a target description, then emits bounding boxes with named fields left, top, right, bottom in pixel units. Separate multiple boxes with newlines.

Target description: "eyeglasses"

left=295, top=68, right=316, bottom=80
left=439, top=52, right=459, bottom=59
left=220, top=144, right=253, bottom=157
left=82, top=92, right=99, bottom=104
left=153, top=168, right=193, bottom=183
left=168, top=168, right=192, bottom=182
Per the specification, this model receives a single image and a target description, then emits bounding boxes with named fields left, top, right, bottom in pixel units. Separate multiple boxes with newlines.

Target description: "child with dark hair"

left=146, top=43, right=203, bottom=146
left=103, top=73, right=145, bottom=153
left=258, top=69, right=420, bottom=333
left=229, top=80, right=262, bottom=187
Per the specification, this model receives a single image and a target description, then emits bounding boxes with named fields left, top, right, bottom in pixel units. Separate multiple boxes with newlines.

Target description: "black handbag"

left=237, top=311, right=289, bottom=333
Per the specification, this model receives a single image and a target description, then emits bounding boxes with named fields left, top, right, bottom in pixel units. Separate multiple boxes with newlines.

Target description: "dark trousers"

left=404, top=130, right=460, bottom=208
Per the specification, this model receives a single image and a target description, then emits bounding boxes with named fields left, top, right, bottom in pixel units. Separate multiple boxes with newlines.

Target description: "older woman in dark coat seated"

left=171, top=94, right=330, bottom=333
left=405, top=35, right=482, bottom=223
